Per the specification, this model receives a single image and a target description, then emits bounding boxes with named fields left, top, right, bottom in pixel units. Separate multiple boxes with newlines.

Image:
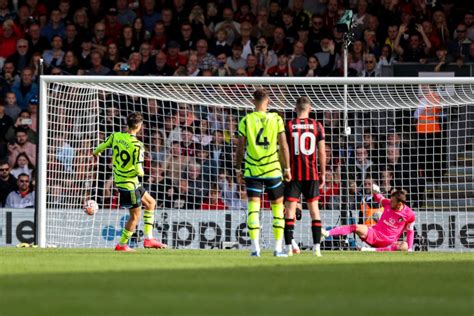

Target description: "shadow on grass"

left=0, top=259, right=472, bottom=316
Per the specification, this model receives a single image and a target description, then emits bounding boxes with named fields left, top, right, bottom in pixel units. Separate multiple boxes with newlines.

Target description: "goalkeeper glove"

left=372, top=184, right=381, bottom=194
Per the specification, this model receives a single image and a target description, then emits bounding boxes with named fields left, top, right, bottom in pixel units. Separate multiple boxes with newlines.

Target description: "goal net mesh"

left=41, top=78, right=474, bottom=251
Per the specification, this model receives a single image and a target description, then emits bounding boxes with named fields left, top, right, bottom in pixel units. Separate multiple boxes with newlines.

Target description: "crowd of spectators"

left=0, top=0, right=470, bottom=213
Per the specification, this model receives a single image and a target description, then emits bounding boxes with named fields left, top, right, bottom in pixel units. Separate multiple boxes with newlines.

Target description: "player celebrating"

left=323, top=185, right=415, bottom=252
left=284, top=97, right=326, bottom=257
left=235, top=88, right=292, bottom=257
left=93, top=112, right=167, bottom=252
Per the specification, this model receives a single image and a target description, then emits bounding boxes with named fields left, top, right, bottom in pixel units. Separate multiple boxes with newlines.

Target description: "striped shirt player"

left=283, top=97, right=326, bottom=257
left=235, top=88, right=291, bottom=257
left=93, top=112, right=166, bottom=251
left=325, top=186, right=416, bottom=252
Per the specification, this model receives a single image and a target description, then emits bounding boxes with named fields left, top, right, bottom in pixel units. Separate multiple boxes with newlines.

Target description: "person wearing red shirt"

left=201, top=186, right=227, bottom=210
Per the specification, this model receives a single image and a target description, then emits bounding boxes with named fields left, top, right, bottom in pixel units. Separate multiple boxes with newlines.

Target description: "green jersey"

left=93, top=132, right=144, bottom=190
left=238, top=111, right=285, bottom=179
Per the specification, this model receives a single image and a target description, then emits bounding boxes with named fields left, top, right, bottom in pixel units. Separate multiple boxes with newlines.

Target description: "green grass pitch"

left=0, top=249, right=473, bottom=316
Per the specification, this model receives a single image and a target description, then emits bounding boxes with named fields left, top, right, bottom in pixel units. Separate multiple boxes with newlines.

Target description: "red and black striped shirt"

left=286, top=118, right=325, bottom=181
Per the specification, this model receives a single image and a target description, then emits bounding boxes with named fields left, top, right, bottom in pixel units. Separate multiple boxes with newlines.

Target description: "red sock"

left=329, top=224, right=357, bottom=237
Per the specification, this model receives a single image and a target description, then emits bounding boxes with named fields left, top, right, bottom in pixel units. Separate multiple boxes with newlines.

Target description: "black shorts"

left=118, top=186, right=146, bottom=209
left=245, top=177, right=284, bottom=201
left=285, top=180, right=320, bottom=202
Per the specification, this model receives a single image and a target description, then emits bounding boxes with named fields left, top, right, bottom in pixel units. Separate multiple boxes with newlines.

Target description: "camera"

left=21, top=118, right=33, bottom=125
left=120, top=63, right=130, bottom=71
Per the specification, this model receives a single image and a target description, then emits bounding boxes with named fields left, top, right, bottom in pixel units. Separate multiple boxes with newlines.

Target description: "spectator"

left=196, top=39, right=217, bottom=71
left=0, top=19, right=22, bottom=59
left=150, top=130, right=166, bottom=167
left=178, top=21, right=196, bottom=54
left=3, top=92, right=21, bottom=120
left=7, top=127, right=36, bottom=167
left=0, top=0, right=15, bottom=23
left=60, top=50, right=79, bottom=75
left=188, top=4, right=209, bottom=40
left=352, top=0, right=370, bottom=39
left=5, top=109, right=37, bottom=144
left=55, top=134, right=75, bottom=173
left=141, top=0, right=161, bottom=34
left=308, top=14, right=330, bottom=55
left=467, top=42, right=474, bottom=62
left=422, top=20, right=441, bottom=51
left=77, top=35, right=93, bottom=69
left=432, top=9, right=450, bottom=44
left=245, top=54, right=263, bottom=76
left=151, top=50, right=174, bottom=76
left=319, top=169, right=340, bottom=209
left=89, top=0, right=105, bottom=26
left=41, top=9, right=65, bottom=41
left=227, top=42, right=246, bottom=71
left=0, top=102, right=13, bottom=144
left=235, top=68, right=248, bottom=76
left=193, top=119, right=213, bottom=146
left=377, top=44, right=395, bottom=70
left=116, top=0, right=136, bottom=26
left=209, top=29, right=232, bottom=57
left=290, top=40, right=307, bottom=75
left=103, top=43, right=121, bottom=70
left=380, top=167, right=395, bottom=195
left=448, top=23, right=472, bottom=59
left=200, top=185, right=227, bottom=210
left=353, top=145, right=374, bottom=187
left=252, top=7, right=275, bottom=39
left=348, top=40, right=365, bottom=75
left=213, top=53, right=235, bottom=76
left=161, top=8, right=179, bottom=40
left=264, top=52, right=294, bottom=76
left=58, top=0, right=73, bottom=23
left=5, top=173, right=35, bottom=208
left=6, top=39, right=31, bottom=74
left=271, top=26, right=290, bottom=55
left=323, top=0, right=339, bottom=29
left=384, top=24, right=399, bottom=51
left=292, top=0, right=311, bottom=30
left=63, top=23, right=80, bottom=53
left=104, top=7, right=122, bottom=40
left=463, top=12, right=474, bottom=42
left=184, top=53, right=201, bottom=76
left=255, top=36, right=277, bottom=71
left=10, top=152, right=34, bottom=178
left=12, top=67, right=38, bottom=109
left=91, top=22, right=109, bottom=55
left=132, top=17, right=147, bottom=44
left=186, top=162, right=207, bottom=209
left=210, top=129, right=233, bottom=174
left=139, top=42, right=154, bottom=74
left=2, top=61, right=19, bottom=88
left=268, top=1, right=282, bottom=27
left=315, top=37, right=338, bottom=71
left=360, top=54, right=380, bottom=77
left=394, top=24, right=431, bottom=62
left=214, top=7, right=241, bottom=45
left=26, top=96, right=38, bottom=132
left=166, top=41, right=186, bottom=72
left=42, top=35, right=65, bottom=67
left=86, top=51, right=111, bottom=76
left=73, top=7, right=90, bottom=39
left=165, top=141, right=188, bottom=186
left=118, top=25, right=139, bottom=59
left=0, top=161, right=17, bottom=206
left=218, top=170, right=239, bottom=207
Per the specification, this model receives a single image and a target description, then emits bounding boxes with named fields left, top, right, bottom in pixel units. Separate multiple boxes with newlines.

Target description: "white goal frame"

left=37, top=76, right=474, bottom=248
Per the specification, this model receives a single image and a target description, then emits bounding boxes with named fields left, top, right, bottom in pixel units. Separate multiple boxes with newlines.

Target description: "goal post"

left=37, top=76, right=474, bottom=250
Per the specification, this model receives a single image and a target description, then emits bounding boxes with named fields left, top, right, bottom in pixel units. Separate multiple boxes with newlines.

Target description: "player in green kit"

left=93, top=112, right=167, bottom=252
left=235, top=89, right=292, bottom=257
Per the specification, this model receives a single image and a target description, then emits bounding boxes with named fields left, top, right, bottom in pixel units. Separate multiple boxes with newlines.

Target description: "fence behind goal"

left=37, top=77, right=474, bottom=251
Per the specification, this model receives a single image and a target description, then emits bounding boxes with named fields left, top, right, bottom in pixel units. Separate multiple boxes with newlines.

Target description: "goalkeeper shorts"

left=245, top=177, right=284, bottom=200
left=118, top=186, right=146, bottom=209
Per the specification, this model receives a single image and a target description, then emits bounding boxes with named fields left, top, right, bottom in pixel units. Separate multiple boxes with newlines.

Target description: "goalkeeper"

left=323, top=185, right=416, bottom=252
left=235, top=89, right=292, bottom=257
left=93, top=112, right=167, bottom=252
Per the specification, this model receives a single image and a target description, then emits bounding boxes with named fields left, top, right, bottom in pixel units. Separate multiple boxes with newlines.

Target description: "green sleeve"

left=277, top=115, right=285, bottom=134
left=238, top=116, right=247, bottom=137
left=135, top=143, right=145, bottom=177
left=93, top=133, right=114, bottom=155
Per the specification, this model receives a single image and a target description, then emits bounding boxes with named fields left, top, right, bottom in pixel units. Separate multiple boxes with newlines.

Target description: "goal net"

left=38, top=77, right=474, bottom=251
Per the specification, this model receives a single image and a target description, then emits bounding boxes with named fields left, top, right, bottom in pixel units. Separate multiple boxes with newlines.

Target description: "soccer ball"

left=83, top=200, right=98, bottom=215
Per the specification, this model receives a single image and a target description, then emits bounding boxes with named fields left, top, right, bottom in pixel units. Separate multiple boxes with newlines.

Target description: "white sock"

left=275, top=239, right=283, bottom=253
left=251, top=238, right=260, bottom=253
left=314, top=243, right=321, bottom=256
left=291, top=239, right=299, bottom=250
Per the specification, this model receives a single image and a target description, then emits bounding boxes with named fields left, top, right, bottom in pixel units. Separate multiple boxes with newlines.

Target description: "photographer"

left=7, top=127, right=36, bottom=168
left=5, top=109, right=37, bottom=143
left=255, top=36, right=277, bottom=71
left=212, top=53, right=235, bottom=76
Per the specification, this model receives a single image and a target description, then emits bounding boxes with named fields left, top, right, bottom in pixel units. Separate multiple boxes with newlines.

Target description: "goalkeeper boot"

left=360, top=246, right=376, bottom=252
left=115, top=244, right=136, bottom=252
left=144, top=238, right=168, bottom=249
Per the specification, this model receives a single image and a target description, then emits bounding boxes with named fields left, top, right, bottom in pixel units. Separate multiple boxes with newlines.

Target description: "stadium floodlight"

left=37, top=76, right=474, bottom=251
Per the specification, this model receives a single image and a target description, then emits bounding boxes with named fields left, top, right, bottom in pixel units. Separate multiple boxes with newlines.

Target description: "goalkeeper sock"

left=284, top=218, right=295, bottom=246
left=271, top=203, right=285, bottom=252
left=329, top=224, right=357, bottom=237
left=119, top=229, right=133, bottom=246
left=311, top=220, right=322, bottom=245
left=247, top=200, right=260, bottom=253
left=143, top=210, right=154, bottom=239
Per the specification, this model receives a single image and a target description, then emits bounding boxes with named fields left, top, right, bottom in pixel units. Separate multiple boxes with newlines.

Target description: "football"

left=83, top=199, right=98, bottom=215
